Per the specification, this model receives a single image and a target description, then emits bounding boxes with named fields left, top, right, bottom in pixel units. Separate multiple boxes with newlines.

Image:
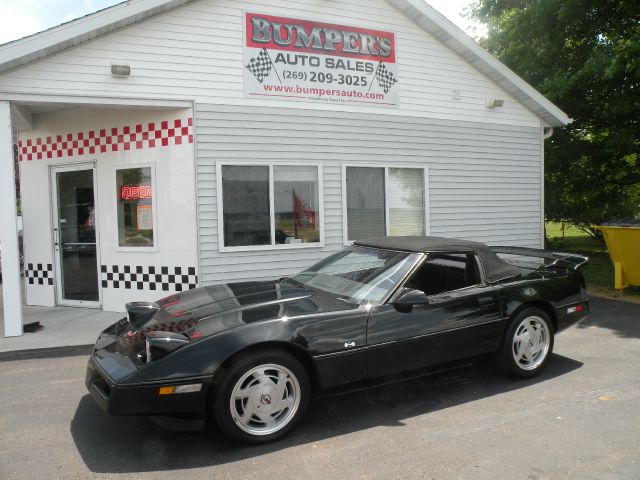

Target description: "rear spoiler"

left=491, top=246, right=589, bottom=271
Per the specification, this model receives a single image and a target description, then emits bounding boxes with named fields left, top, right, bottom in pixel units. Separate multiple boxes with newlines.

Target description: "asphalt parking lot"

left=0, top=297, right=639, bottom=480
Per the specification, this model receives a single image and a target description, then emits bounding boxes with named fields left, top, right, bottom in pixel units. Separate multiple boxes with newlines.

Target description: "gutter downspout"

left=540, top=126, right=554, bottom=249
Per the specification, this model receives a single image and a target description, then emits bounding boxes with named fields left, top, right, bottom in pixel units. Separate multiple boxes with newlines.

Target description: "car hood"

left=92, top=279, right=360, bottom=383
left=122, top=279, right=353, bottom=342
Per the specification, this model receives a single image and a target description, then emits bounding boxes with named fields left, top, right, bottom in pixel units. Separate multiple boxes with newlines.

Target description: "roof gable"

left=0, top=0, right=191, bottom=72
left=0, top=0, right=570, bottom=126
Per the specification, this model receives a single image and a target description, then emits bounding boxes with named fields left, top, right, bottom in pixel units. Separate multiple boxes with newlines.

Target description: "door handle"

left=477, top=297, right=494, bottom=306
left=429, top=295, right=451, bottom=304
left=53, top=228, right=59, bottom=248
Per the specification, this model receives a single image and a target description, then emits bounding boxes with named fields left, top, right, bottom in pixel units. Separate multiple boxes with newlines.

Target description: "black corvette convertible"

left=86, top=236, right=589, bottom=443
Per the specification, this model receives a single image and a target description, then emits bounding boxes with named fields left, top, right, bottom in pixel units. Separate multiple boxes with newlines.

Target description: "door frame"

left=50, top=162, right=102, bottom=308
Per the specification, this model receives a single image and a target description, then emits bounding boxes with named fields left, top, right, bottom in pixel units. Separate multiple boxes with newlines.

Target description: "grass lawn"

left=546, top=222, right=640, bottom=302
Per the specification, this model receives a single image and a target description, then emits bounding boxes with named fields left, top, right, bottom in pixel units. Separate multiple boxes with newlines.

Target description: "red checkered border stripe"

left=18, top=117, right=193, bottom=161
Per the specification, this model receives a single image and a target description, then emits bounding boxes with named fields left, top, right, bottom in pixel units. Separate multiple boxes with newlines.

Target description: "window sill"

left=115, top=246, right=158, bottom=253
left=219, top=242, right=325, bottom=253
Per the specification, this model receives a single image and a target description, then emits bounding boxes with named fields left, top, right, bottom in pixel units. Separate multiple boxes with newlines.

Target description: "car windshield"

left=290, top=246, right=420, bottom=304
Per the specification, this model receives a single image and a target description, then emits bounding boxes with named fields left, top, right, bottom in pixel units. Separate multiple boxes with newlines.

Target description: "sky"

left=426, top=0, right=484, bottom=38
left=0, top=0, right=481, bottom=45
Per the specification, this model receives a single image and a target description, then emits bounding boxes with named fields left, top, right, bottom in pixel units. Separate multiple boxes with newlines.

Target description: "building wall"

left=18, top=107, right=197, bottom=311
left=197, top=104, right=541, bottom=284
left=0, top=0, right=541, bottom=127
left=2, top=0, right=547, bottom=292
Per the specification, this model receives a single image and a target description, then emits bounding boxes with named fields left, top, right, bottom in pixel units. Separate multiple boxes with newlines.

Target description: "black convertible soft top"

left=354, top=236, right=522, bottom=283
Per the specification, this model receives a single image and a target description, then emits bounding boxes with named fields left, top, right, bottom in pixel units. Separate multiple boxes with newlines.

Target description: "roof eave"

left=386, top=0, right=571, bottom=127
left=0, top=0, right=193, bottom=75
left=0, top=0, right=572, bottom=127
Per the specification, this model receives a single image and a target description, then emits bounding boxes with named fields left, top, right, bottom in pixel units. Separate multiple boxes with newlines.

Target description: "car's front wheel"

left=500, top=307, right=554, bottom=378
left=212, top=349, right=310, bottom=444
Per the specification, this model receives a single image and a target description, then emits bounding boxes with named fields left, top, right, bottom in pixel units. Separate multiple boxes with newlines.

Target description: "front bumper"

left=85, top=355, right=211, bottom=416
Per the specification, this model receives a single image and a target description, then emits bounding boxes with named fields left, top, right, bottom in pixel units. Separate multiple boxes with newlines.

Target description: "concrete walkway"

left=0, top=281, right=122, bottom=353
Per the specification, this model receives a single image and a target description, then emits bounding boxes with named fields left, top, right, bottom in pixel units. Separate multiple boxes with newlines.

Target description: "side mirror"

left=395, top=288, right=430, bottom=312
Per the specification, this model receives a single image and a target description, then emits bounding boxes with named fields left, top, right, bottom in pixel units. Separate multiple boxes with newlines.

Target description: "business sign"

left=120, top=185, right=152, bottom=201
left=244, top=13, right=399, bottom=107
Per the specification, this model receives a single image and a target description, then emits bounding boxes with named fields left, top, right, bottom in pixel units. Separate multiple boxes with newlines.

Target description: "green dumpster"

left=597, top=219, right=640, bottom=290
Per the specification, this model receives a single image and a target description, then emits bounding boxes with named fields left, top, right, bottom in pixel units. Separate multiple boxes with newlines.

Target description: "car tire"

left=500, top=307, right=554, bottom=378
left=211, top=349, right=311, bottom=444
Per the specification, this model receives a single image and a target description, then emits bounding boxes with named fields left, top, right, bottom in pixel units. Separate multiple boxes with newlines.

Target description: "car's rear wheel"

left=212, top=349, right=310, bottom=444
left=500, top=308, right=554, bottom=378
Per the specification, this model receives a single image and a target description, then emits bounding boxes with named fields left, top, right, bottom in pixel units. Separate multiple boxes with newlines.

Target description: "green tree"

left=470, top=0, right=640, bottom=237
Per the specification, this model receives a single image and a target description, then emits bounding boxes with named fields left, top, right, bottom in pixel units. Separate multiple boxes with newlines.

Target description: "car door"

left=366, top=252, right=503, bottom=379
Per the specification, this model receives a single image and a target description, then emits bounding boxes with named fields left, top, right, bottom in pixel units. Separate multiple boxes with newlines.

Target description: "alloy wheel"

left=512, top=316, right=551, bottom=371
left=229, top=363, right=301, bottom=436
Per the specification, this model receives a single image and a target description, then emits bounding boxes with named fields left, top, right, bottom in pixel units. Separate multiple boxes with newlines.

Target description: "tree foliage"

left=470, top=0, right=640, bottom=235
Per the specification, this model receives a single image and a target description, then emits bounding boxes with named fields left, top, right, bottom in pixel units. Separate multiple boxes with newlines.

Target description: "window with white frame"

left=345, top=166, right=427, bottom=242
left=219, top=164, right=322, bottom=249
left=116, top=166, right=156, bottom=248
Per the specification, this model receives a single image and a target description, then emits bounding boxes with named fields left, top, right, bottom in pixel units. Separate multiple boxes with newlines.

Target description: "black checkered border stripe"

left=101, top=265, right=198, bottom=292
left=25, top=263, right=54, bottom=286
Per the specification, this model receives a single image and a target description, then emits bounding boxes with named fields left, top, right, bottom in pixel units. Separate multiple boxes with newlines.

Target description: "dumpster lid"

left=600, top=218, right=640, bottom=227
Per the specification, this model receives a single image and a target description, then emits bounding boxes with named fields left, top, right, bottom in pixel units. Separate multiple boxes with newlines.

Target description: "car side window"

left=405, top=253, right=481, bottom=296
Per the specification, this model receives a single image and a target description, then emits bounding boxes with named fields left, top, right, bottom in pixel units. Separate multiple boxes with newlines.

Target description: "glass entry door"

left=51, top=165, right=101, bottom=306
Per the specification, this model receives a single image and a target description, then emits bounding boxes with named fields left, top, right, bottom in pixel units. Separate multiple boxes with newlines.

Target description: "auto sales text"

left=273, top=53, right=375, bottom=73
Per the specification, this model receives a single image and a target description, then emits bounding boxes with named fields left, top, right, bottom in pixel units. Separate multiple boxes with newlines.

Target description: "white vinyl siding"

left=196, top=104, right=541, bottom=285
left=0, top=0, right=541, bottom=127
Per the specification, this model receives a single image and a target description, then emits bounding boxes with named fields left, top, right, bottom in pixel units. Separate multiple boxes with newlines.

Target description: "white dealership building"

left=0, top=0, right=569, bottom=336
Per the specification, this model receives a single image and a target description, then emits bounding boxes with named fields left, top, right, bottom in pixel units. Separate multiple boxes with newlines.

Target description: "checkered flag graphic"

left=374, top=61, right=398, bottom=94
left=246, top=48, right=274, bottom=84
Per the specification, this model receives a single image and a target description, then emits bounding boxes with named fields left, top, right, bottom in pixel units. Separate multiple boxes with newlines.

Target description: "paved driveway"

left=0, top=298, right=639, bottom=480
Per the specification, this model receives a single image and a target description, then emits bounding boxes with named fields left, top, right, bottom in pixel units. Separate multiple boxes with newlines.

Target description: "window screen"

left=388, top=168, right=425, bottom=236
left=346, top=167, right=385, bottom=240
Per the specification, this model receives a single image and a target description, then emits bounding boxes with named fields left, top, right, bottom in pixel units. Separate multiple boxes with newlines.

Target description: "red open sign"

left=120, top=185, right=152, bottom=200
